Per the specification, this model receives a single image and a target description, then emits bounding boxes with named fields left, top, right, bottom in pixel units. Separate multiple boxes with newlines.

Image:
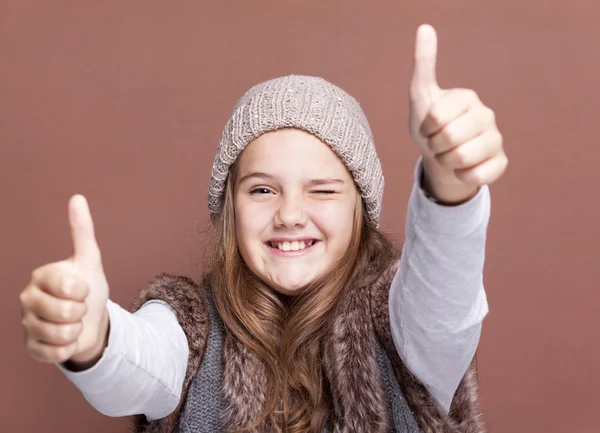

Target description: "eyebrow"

left=307, top=178, right=345, bottom=186
left=237, top=172, right=275, bottom=185
left=237, top=172, right=345, bottom=185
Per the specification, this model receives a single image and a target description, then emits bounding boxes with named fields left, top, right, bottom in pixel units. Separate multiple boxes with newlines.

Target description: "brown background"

left=2, top=1, right=599, bottom=432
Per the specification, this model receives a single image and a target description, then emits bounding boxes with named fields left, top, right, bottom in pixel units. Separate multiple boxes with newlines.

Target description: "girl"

left=20, top=25, right=507, bottom=432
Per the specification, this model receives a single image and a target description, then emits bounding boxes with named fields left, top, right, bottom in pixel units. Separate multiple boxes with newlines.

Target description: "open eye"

left=250, top=187, right=273, bottom=195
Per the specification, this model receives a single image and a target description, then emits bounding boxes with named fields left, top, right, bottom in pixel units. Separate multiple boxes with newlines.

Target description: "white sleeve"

left=57, top=298, right=189, bottom=421
left=389, top=158, right=490, bottom=413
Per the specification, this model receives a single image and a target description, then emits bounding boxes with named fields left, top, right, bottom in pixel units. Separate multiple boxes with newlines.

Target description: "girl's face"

left=234, top=128, right=359, bottom=296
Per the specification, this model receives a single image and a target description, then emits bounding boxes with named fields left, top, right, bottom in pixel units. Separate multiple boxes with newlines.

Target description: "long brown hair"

left=208, top=161, right=398, bottom=433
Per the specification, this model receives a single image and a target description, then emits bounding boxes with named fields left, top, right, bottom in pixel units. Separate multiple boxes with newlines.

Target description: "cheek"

left=234, top=201, right=271, bottom=253
left=234, top=203, right=254, bottom=253
left=310, top=200, right=355, bottom=244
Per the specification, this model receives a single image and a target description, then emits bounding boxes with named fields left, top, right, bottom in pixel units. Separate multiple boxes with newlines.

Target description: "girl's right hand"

left=20, top=195, right=110, bottom=369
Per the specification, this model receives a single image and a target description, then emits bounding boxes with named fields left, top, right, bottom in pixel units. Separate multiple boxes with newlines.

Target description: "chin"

left=268, top=276, right=315, bottom=296
left=272, top=282, right=310, bottom=296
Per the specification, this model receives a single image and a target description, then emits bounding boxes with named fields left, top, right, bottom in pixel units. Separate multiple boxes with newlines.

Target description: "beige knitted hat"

left=208, top=75, right=384, bottom=226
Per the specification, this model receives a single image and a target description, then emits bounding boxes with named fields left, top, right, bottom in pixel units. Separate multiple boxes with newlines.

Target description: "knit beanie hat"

left=208, top=75, right=384, bottom=226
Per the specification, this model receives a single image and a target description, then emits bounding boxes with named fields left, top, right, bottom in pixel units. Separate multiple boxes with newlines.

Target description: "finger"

left=420, top=89, right=482, bottom=138
left=23, top=285, right=87, bottom=323
left=22, top=313, right=82, bottom=346
left=30, top=263, right=89, bottom=301
left=410, top=24, right=440, bottom=101
left=435, top=130, right=503, bottom=169
left=26, top=339, right=78, bottom=364
left=69, top=194, right=102, bottom=268
left=455, top=153, right=509, bottom=186
left=427, top=108, right=490, bottom=155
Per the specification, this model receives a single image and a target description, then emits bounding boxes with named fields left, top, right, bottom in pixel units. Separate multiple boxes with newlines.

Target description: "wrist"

left=65, top=309, right=110, bottom=371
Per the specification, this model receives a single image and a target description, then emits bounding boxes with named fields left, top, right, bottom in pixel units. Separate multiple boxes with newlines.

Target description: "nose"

left=274, top=194, right=307, bottom=228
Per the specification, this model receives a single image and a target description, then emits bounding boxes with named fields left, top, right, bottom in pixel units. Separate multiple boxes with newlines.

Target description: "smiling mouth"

left=266, top=240, right=319, bottom=252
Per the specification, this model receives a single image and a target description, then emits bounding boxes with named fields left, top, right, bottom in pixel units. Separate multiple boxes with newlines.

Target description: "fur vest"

left=129, top=261, right=486, bottom=433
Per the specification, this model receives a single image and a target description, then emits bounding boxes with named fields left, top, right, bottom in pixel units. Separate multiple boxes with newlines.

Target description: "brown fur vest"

left=129, top=261, right=486, bottom=432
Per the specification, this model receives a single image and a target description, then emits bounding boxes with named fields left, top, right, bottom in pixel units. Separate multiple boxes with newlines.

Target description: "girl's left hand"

left=408, top=24, right=508, bottom=204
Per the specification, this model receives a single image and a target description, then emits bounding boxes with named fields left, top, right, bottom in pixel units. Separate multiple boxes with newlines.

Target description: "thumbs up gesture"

left=20, top=195, right=110, bottom=368
left=409, top=25, right=508, bottom=204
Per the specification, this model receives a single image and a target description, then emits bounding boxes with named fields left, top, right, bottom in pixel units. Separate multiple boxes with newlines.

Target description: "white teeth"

left=274, top=240, right=314, bottom=251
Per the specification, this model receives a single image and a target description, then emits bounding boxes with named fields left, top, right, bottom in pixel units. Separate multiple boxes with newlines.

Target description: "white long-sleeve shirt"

left=59, top=159, right=490, bottom=421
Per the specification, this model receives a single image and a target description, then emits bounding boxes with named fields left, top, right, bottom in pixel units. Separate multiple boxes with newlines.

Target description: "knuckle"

left=60, top=301, right=74, bottom=321
left=442, top=124, right=458, bottom=145
left=61, top=277, right=74, bottom=297
left=428, top=109, right=443, bottom=127
left=30, top=268, right=43, bottom=283
left=26, top=341, right=39, bottom=358
left=76, top=302, right=87, bottom=319
left=19, top=290, right=30, bottom=307
left=465, top=89, right=479, bottom=102
left=57, top=325, right=73, bottom=344
left=427, top=136, right=440, bottom=154
left=28, top=343, right=52, bottom=363
left=54, top=345, right=73, bottom=363
left=45, top=346, right=61, bottom=363
left=482, top=107, right=496, bottom=125
left=39, top=325, right=53, bottom=342
left=454, top=147, right=471, bottom=166
left=21, top=316, right=33, bottom=332
left=495, top=130, right=504, bottom=146
left=469, top=169, right=486, bottom=185
left=46, top=347, right=62, bottom=363
left=81, top=281, right=90, bottom=299
left=21, top=287, right=39, bottom=311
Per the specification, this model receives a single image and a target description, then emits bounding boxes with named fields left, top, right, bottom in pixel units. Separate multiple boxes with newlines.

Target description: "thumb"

left=410, top=24, right=441, bottom=102
left=68, top=194, right=102, bottom=268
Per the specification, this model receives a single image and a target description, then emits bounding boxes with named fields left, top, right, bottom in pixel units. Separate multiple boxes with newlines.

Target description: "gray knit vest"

left=178, top=293, right=420, bottom=433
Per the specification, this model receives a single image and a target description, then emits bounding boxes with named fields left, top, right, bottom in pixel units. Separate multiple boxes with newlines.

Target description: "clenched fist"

left=409, top=24, right=508, bottom=204
left=20, top=195, right=110, bottom=369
